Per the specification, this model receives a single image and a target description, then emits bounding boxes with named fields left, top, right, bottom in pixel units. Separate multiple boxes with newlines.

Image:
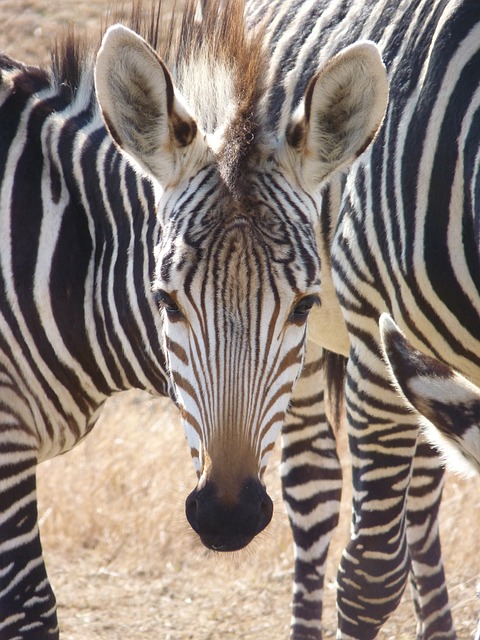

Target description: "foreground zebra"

left=0, top=1, right=387, bottom=638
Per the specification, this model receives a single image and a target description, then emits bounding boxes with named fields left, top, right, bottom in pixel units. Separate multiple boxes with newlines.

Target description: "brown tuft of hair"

left=324, top=350, right=347, bottom=431
left=162, top=0, right=268, bottom=199
left=50, top=1, right=170, bottom=98
left=51, top=27, right=91, bottom=97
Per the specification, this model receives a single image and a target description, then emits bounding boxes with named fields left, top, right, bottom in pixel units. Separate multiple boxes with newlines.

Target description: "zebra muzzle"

left=185, top=478, right=273, bottom=551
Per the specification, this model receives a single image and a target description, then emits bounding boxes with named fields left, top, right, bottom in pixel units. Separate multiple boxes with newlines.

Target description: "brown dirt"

left=2, top=3, right=480, bottom=639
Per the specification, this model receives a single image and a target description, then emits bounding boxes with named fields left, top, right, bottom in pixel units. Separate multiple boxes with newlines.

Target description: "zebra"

left=0, top=1, right=389, bottom=638
left=242, top=0, right=478, bottom=638
left=380, top=314, right=480, bottom=640
left=380, top=314, right=480, bottom=477
left=96, top=2, right=455, bottom=639
left=0, top=1, right=470, bottom=639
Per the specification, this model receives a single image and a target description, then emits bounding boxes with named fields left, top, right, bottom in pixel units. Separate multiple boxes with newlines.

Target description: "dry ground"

left=2, top=2, right=480, bottom=639
left=34, top=392, right=480, bottom=640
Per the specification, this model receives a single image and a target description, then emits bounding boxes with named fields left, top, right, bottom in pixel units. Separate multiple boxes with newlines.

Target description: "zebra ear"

left=286, top=41, right=388, bottom=190
left=95, top=25, right=200, bottom=186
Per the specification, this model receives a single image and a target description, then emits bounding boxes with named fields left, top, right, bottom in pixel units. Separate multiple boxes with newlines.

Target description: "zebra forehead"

left=157, top=168, right=321, bottom=293
left=164, top=161, right=317, bottom=231
left=159, top=211, right=319, bottom=297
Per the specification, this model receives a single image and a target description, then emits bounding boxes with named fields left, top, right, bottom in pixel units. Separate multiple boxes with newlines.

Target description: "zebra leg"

left=281, top=341, right=342, bottom=640
left=335, top=341, right=418, bottom=639
left=0, top=436, right=58, bottom=640
left=407, top=439, right=456, bottom=640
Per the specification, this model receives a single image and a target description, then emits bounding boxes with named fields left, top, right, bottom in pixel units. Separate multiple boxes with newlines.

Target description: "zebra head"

left=94, top=7, right=388, bottom=551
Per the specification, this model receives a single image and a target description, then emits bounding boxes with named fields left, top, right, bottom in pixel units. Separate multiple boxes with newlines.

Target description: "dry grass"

left=2, top=2, right=480, bottom=638
left=1, top=1, right=109, bottom=65
left=37, top=392, right=297, bottom=640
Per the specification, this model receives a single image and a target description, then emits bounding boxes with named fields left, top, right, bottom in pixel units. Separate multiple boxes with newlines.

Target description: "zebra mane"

left=49, top=3, right=162, bottom=108
left=49, top=0, right=267, bottom=197
left=166, top=0, right=267, bottom=195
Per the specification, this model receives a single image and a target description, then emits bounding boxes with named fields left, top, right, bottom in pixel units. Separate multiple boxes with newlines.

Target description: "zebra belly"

left=0, top=361, right=104, bottom=463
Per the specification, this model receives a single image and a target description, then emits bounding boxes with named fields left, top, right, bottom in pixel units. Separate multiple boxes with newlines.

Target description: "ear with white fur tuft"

left=94, top=25, right=201, bottom=186
left=379, top=313, right=480, bottom=476
left=286, top=41, right=388, bottom=190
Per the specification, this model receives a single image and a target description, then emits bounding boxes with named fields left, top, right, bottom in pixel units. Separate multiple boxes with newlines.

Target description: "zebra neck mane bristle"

left=50, top=1, right=163, bottom=101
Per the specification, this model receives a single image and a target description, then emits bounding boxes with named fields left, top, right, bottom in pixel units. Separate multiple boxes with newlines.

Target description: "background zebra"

left=245, top=0, right=479, bottom=638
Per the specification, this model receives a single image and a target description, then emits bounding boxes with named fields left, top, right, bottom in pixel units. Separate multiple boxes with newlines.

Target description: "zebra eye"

left=289, top=295, right=320, bottom=323
left=155, top=290, right=182, bottom=318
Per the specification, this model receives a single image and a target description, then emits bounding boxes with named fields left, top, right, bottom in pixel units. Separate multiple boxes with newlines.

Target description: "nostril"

left=185, top=491, right=199, bottom=533
left=257, top=494, right=274, bottom=534
left=261, top=496, right=272, bottom=517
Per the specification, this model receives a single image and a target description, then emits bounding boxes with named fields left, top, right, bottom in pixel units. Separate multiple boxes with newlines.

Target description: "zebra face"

left=95, top=22, right=388, bottom=549
left=152, top=168, right=320, bottom=550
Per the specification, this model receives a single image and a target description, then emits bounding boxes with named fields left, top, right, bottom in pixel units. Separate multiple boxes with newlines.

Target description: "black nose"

left=185, top=478, right=273, bottom=551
